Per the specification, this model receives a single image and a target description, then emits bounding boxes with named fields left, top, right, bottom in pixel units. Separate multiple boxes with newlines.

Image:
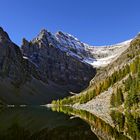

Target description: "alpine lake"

left=0, top=106, right=139, bottom=140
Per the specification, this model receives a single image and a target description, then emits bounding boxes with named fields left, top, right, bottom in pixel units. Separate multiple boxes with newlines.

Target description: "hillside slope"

left=21, top=30, right=96, bottom=92
left=0, top=27, right=138, bottom=105
left=0, top=27, right=75, bottom=104
left=52, top=33, right=140, bottom=113
left=0, top=27, right=96, bottom=105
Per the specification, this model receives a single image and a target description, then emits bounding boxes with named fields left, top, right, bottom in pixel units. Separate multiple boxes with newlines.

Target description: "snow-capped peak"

left=36, top=29, right=53, bottom=40
left=55, top=31, right=90, bottom=59
left=83, top=39, right=132, bottom=68
left=31, top=28, right=133, bottom=68
left=55, top=31, right=84, bottom=49
left=113, top=39, right=132, bottom=46
left=56, top=31, right=79, bottom=41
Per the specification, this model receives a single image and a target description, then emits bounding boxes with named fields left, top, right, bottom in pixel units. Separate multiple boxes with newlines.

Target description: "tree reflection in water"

left=52, top=106, right=140, bottom=140
left=0, top=107, right=97, bottom=140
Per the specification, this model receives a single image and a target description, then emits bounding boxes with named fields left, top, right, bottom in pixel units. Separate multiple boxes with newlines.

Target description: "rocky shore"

left=73, top=87, right=114, bottom=126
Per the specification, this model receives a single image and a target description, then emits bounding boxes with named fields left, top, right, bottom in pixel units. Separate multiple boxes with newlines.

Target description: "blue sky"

left=0, top=0, right=140, bottom=46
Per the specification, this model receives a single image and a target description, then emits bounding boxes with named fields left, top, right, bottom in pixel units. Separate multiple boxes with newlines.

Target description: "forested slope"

left=52, top=34, right=140, bottom=112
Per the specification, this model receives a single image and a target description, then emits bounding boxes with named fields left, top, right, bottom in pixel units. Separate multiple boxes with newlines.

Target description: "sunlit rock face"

left=0, top=27, right=132, bottom=104
left=22, top=29, right=96, bottom=92
left=21, top=28, right=132, bottom=92
left=0, top=27, right=96, bottom=104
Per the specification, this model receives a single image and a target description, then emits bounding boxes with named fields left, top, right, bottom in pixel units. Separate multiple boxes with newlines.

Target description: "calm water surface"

left=0, top=107, right=98, bottom=140
left=0, top=106, right=139, bottom=140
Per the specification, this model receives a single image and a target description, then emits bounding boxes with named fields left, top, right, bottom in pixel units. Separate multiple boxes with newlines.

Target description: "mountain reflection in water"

left=0, top=106, right=139, bottom=140
left=0, top=107, right=98, bottom=140
left=51, top=106, right=140, bottom=140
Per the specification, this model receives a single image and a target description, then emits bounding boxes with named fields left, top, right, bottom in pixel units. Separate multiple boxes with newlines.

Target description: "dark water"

left=0, top=106, right=139, bottom=140
left=52, top=106, right=140, bottom=140
left=0, top=107, right=98, bottom=140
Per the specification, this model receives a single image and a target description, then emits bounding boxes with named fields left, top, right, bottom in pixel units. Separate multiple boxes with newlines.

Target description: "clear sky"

left=0, top=0, right=140, bottom=46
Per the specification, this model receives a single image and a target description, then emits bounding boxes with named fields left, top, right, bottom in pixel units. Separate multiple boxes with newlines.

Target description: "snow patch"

left=33, top=30, right=133, bottom=68
left=23, top=56, right=28, bottom=59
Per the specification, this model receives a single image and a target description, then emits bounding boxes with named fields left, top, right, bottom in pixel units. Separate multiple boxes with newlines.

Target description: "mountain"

left=0, top=27, right=50, bottom=104
left=0, top=27, right=96, bottom=105
left=21, top=29, right=96, bottom=91
left=0, top=26, right=139, bottom=107
left=52, top=33, right=140, bottom=114
left=22, top=29, right=132, bottom=69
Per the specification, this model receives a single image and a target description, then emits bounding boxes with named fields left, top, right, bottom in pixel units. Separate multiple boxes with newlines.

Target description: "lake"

left=0, top=106, right=139, bottom=140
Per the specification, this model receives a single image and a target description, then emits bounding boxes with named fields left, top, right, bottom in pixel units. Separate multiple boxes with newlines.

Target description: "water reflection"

left=0, top=107, right=98, bottom=140
left=51, top=106, right=140, bottom=140
left=0, top=106, right=139, bottom=140
left=111, top=111, right=140, bottom=140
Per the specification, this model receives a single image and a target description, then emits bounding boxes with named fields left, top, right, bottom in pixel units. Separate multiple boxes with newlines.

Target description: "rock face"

left=0, top=27, right=135, bottom=105
left=0, top=27, right=96, bottom=104
left=0, top=27, right=41, bottom=87
left=21, top=29, right=96, bottom=92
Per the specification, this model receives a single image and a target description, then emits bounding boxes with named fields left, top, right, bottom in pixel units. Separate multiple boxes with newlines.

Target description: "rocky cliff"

left=0, top=27, right=134, bottom=105
left=21, top=29, right=96, bottom=92
left=53, top=33, right=140, bottom=116
left=0, top=27, right=96, bottom=105
left=0, top=27, right=40, bottom=87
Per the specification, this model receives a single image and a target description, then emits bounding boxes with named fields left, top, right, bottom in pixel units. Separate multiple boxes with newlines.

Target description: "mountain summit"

left=0, top=27, right=96, bottom=104
left=22, top=29, right=96, bottom=91
left=0, top=27, right=138, bottom=106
